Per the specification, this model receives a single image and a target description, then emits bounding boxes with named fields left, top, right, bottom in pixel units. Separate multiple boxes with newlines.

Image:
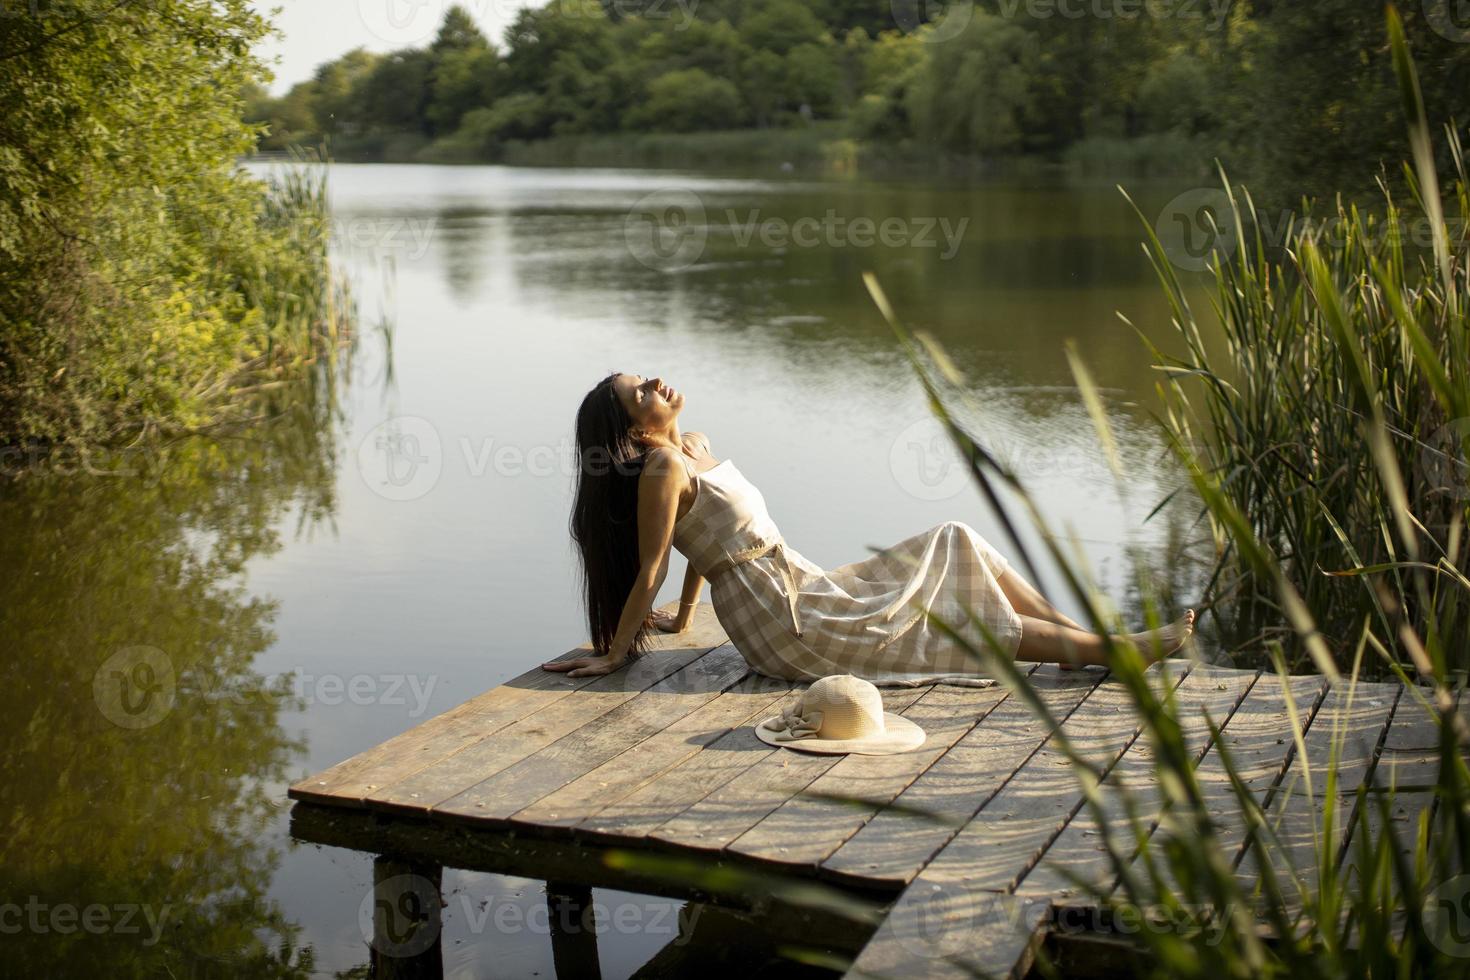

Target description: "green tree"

left=784, top=42, right=842, bottom=117
left=357, top=50, right=434, bottom=133
left=626, top=68, right=746, bottom=131
left=245, top=81, right=320, bottom=150
left=503, top=0, right=619, bottom=92
left=865, top=26, right=926, bottom=90
left=1136, top=50, right=1219, bottom=136
left=431, top=3, right=486, bottom=53
left=465, top=93, right=552, bottom=143
left=0, top=0, right=347, bottom=445
left=233, top=0, right=1470, bottom=201
left=1230, top=0, right=1470, bottom=199
left=424, top=5, right=498, bottom=135
left=501, top=0, right=628, bottom=135
left=428, top=46, right=499, bottom=135
left=309, top=47, right=380, bottom=136
left=740, top=49, right=786, bottom=127
left=906, top=11, right=1040, bottom=155
left=634, top=18, right=748, bottom=81
left=740, top=0, right=828, bottom=55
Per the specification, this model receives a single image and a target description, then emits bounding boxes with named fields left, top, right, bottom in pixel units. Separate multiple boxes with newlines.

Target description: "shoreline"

left=246, top=126, right=1222, bottom=186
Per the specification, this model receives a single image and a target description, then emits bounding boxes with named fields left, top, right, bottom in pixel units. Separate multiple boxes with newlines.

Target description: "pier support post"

left=547, top=880, right=602, bottom=980
left=369, top=856, right=444, bottom=979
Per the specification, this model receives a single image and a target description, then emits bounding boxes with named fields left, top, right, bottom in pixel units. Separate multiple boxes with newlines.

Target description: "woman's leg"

left=996, top=568, right=1086, bottom=631
left=1014, top=611, right=1196, bottom=668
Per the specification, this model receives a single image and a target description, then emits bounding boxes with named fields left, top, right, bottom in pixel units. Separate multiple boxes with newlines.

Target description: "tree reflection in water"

left=0, top=380, right=342, bottom=977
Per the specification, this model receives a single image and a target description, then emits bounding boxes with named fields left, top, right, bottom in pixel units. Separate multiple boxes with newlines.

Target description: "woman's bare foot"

left=1127, top=610, right=1195, bottom=663
left=1054, top=609, right=1195, bottom=669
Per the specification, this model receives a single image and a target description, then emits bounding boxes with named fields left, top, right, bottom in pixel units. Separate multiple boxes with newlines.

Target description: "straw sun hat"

left=754, top=674, right=926, bottom=755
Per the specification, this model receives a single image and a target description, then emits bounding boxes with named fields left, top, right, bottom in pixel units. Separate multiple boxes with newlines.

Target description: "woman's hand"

left=648, top=608, right=686, bottom=633
left=541, top=653, right=626, bottom=678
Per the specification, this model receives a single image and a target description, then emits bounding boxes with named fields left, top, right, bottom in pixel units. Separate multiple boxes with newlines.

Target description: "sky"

left=248, top=0, right=536, bottom=94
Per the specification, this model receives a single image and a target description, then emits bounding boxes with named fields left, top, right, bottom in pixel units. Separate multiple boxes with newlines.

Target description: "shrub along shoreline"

left=281, top=122, right=1218, bottom=185
left=0, top=4, right=352, bottom=458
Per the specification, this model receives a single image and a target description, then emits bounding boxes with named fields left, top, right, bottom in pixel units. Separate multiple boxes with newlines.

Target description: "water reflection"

left=352, top=863, right=871, bottom=980
left=0, top=386, right=339, bottom=976
left=432, top=171, right=1192, bottom=393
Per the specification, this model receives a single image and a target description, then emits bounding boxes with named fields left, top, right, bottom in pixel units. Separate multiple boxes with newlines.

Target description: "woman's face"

left=612, top=373, right=684, bottom=437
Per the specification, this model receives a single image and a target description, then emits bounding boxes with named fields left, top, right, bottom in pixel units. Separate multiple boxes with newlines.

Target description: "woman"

left=544, top=372, right=1194, bottom=681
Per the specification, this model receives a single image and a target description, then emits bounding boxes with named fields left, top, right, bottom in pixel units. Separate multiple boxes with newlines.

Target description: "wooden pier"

left=288, top=602, right=1436, bottom=978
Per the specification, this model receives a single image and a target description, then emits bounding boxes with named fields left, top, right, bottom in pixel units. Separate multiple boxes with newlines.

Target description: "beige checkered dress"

left=671, top=457, right=1023, bottom=687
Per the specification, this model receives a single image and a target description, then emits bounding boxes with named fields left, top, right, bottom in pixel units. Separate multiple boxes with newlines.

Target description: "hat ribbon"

left=773, top=701, right=823, bottom=740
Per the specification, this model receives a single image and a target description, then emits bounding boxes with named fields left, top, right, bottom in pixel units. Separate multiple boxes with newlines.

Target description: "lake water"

left=1, top=162, right=1217, bottom=977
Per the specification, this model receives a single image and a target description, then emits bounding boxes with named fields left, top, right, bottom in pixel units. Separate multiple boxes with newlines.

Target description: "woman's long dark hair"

left=571, top=372, right=653, bottom=659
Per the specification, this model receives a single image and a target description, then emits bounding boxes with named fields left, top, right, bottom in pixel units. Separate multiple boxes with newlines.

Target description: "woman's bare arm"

left=643, top=431, right=709, bottom=633
left=544, top=447, right=685, bottom=677
left=673, top=563, right=704, bottom=630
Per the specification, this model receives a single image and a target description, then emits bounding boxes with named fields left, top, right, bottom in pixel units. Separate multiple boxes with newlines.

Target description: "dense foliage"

left=248, top=1, right=1470, bottom=196
left=0, top=1, right=348, bottom=449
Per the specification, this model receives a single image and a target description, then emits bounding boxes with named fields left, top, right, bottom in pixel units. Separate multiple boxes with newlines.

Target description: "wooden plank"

left=1340, top=687, right=1461, bottom=946
left=727, top=669, right=1038, bottom=868
left=1286, top=680, right=1403, bottom=797
left=1340, top=789, right=1436, bottom=946
left=425, top=646, right=760, bottom=827
left=1373, top=685, right=1455, bottom=791
left=508, top=673, right=793, bottom=831
left=913, top=662, right=1192, bottom=895
left=843, top=885, right=1050, bottom=979
left=1235, top=680, right=1402, bottom=915
left=646, top=686, right=934, bottom=853
left=432, top=645, right=754, bottom=824
left=1018, top=665, right=1260, bottom=900
left=1360, top=684, right=1465, bottom=862
left=1130, top=671, right=1330, bottom=900
left=365, top=637, right=721, bottom=815
left=820, top=665, right=1107, bottom=889
left=576, top=691, right=804, bottom=842
left=288, top=602, right=726, bottom=806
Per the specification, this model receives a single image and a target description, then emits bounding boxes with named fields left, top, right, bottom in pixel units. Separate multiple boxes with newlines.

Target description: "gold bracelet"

left=679, top=599, right=698, bottom=607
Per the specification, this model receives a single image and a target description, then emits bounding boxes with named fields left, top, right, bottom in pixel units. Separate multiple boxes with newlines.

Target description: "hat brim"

left=753, top=711, right=926, bottom=755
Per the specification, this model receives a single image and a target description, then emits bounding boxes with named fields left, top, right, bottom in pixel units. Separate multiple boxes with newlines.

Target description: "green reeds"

left=1120, top=11, right=1469, bottom=678
left=848, top=9, right=1468, bottom=976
